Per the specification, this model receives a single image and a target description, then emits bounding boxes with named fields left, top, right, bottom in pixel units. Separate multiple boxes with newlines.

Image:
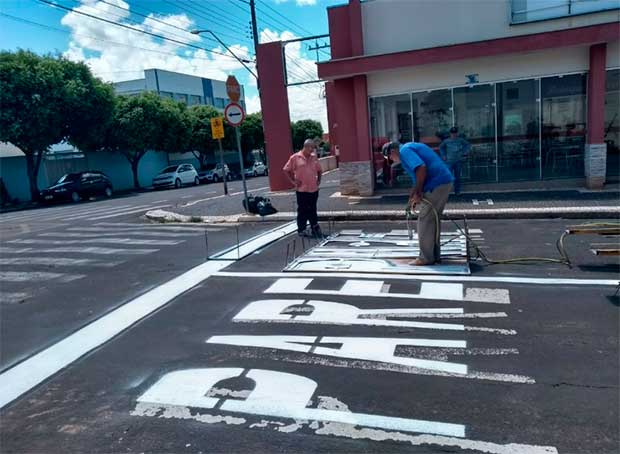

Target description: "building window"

left=159, top=91, right=173, bottom=99
left=454, top=84, right=497, bottom=183
left=511, top=0, right=618, bottom=24
left=541, top=74, right=587, bottom=179
left=412, top=89, right=452, bottom=150
left=174, top=93, right=188, bottom=104
left=189, top=95, right=202, bottom=105
left=497, top=79, right=540, bottom=182
left=605, top=69, right=620, bottom=178
left=214, top=97, right=226, bottom=108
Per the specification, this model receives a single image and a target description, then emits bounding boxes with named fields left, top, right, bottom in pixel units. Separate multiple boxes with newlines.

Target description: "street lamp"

left=190, top=29, right=257, bottom=79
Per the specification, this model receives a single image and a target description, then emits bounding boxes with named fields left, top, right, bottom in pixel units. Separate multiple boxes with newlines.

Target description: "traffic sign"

left=225, top=75, right=241, bottom=103
left=224, top=102, right=245, bottom=127
left=210, top=117, right=225, bottom=139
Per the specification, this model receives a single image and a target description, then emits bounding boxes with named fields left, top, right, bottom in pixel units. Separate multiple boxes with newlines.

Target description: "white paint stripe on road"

left=88, top=205, right=170, bottom=220
left=181, top=186, right=270, bottom=207
left=0, top=259, right=232, bottom=408
left=360, top=312, right=508, bottom=319
left=0, top=292, right=30, bottom=304
left=38, top=230, right=197, bottom=238
left=0, top=257, right=123, bottom=267
left=0, top=246, right=157, bottom=255
left=215, top=271, right=618, bottom=286
left=265, top=278, right=509, bottom=304
left=45, top=204, right=136, bottom=221
left=0, top=271, right=84, bottom=283
left=59, top=204, right=153, bottom=221
left=69, top=226, right=210, bottom=232
left=9, top=238, right=182, bottom=246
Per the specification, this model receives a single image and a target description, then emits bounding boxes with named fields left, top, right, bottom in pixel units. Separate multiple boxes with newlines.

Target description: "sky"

left=0, top=0, right=343, bottom=130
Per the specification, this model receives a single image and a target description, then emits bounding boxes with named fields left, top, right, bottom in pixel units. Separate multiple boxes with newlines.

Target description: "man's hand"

left=294, top=179, right=303, bottom=188
left=408, top=191, right=422, bottom=210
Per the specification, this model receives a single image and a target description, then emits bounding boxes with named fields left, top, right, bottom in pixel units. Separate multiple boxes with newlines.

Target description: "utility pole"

left=249, top=0, right=260, bottom=91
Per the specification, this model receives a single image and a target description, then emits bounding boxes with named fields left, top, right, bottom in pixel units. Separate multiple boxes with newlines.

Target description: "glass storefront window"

left=541, top=74, right=586, bottom=179
left=369, top=94, right=412, bottom=154
left=605, top=69, right=619, bottom=178
left=454, top=84, right=497, bottom=183
left=411, top=89, right=451, bottom=150
left=497, top=79, right=540, bottom=181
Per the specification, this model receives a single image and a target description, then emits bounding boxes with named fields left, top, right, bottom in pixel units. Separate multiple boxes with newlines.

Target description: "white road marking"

left=0, top=259, right=232, bottom=408
left=45, top=204, right=136, bottom=221
left=472, top=199, right=479, bottom=205
left=233, top=299, right=465, bottom=331
left=207, top=335, right=468, bottom=374
left=182, top=186, right=269, bottom=207
left=77, top=225, right=211, bottom=232
left=89, top=205, right=170, bottom=220
left=8, top=238, right=183, bottom=246
left=0, top=271, right=84, bottom=283
left=211, top=221, right=297, bottom=260
left=486, top=198, right=494, bottom=205
left=136, top=368, right=465, bottom=437
left=0, top=246, right=157, bottom=255
left=264, top=278, right=510, bottom=304
left=215, top=271, right=618, bottom=287
left=360, top=312, right=508, bottom=319
left=38, top=230, right=197, bottom=238
left=0, top=257, right=123, bottom=267
left=0, top=292, right=30, bottom=304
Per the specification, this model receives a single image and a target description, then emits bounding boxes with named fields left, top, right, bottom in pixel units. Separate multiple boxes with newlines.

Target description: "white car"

left=199, top=163, right=231, bottom=183
left=244, top=161, right=268, bottom=177
left=152, top=164, right=199, bottom=189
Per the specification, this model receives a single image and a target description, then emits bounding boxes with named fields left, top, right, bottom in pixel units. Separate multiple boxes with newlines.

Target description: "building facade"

left=256, top=1, right=620, bottom=194
left=310, top=0, right=619, bottom=194
left=114, top=68, right=246, bottom=111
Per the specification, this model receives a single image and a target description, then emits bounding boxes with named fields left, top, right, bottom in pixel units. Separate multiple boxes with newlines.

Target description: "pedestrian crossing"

left=0, top=222, right=213, bottom=303
left=0, top=200, right=171, bottom=224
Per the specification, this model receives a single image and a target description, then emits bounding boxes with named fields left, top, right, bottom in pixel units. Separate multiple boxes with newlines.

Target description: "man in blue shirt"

left=387, top=141, right=454, bottom=265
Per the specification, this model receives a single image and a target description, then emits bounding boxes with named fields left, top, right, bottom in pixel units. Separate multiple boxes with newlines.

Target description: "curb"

left=146, top=206, right=620, bottom=224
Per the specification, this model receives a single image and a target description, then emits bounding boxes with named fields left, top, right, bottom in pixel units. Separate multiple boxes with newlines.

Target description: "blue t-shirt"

left=399, top=142, right=454, bottom=193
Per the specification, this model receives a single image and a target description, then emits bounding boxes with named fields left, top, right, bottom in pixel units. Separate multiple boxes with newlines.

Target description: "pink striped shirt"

left=283, top=151, right=322, bottom=193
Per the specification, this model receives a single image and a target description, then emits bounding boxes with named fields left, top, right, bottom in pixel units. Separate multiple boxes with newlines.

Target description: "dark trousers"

left=296, top=190, right=319, bottom=233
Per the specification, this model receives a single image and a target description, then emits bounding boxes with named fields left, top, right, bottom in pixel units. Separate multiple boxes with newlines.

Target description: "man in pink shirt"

left=283, top=139, right=323, bottom=238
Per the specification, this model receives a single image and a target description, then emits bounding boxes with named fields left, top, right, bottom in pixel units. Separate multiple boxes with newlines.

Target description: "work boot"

left=311, top=225, right=325, bottom=239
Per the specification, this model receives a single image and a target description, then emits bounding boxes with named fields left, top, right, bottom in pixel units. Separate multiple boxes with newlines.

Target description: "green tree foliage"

left=187, top=104, right=235, bottom=170
left=240, top=112, right=264, bottom=159
left=291, top=119, right=323, bottom=151
left=107, top=93, right=191, bottom=189
left=0, top=50, right=114, bottom=200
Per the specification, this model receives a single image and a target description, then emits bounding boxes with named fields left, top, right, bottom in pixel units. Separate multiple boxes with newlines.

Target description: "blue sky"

left=0, top=0, right=343, bottom=127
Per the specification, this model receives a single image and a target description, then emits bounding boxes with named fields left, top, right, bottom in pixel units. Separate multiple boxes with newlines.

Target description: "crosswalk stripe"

left=0, top=246, right=157, bottom=255
left=0, top=257, right=124, bottom=267
left=45, top=204, right=135, bottom=221
left=88, top=205, right=170, bottom=220
left=0, top=271, right=84, bottom=282
left=70, top=225, right=210, bottom=232
left=0, top=292, right=30, bottom=304
left=38, top=230, right=197, bottom=238
left=8, top=238, right=183, bottom=246
left=62, top=204, right=155, bottom=221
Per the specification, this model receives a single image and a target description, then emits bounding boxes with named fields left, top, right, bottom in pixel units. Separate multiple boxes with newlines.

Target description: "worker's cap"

left=449, top=126, right=458, bottom=133
left=385, top=141, right=401, bottom=152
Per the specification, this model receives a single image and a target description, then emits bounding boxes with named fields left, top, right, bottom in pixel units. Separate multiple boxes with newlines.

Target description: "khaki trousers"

left=417, top=182, right=453, bottom=263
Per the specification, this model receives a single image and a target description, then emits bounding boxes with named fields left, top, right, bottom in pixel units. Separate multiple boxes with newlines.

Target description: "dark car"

left=40, top=171, right=113, bottom=203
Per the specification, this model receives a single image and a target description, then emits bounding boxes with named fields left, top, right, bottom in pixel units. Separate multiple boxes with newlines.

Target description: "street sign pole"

left=218, top=138, right=228, bottom=195
left=235, top=127, right=249, bottom=213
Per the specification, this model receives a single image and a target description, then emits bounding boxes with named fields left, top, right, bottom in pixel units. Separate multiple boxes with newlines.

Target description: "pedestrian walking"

left=283, top=138, right=324, bottom=238
left=439, top=127, right=470, bottom=195
left=387, top=141, right=454, bottom=265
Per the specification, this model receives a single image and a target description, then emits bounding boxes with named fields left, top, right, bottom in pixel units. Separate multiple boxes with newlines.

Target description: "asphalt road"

left=0, top=218, right=618, bottom=453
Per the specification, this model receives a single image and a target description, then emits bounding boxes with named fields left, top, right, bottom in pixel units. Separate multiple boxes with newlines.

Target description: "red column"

left=257, top=41, right=294, bottom=191
left=587, top=43, right=606, bottom=144
left=585, top=43, right=607, bottom=189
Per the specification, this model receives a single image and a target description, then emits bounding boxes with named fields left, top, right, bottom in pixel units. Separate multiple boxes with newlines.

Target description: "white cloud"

left=60, top=1, right=327, bottom=131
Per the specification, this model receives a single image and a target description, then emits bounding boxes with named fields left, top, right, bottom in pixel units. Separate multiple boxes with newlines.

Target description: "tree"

left=0, top=50, right=115, bottom=200
left=240, top=112, right=265, bottom=159
left=291, top=119, right=323, bottom=151
left=188, top=104, right=235, bottom=170
left=108, top=93, right=191, bottom=189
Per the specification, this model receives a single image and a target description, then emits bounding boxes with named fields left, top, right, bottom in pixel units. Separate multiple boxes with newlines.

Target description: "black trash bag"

left=243, top=195, right=278, bottom=216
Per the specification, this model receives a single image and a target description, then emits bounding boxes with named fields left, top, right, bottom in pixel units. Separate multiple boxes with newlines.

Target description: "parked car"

left=198, top=163, right=231, bottom=183
left=152, top=164, right=199, bottom=189
left=244, top=161, right=268, bottom=177
left=40, top=171, right=113, bottom=203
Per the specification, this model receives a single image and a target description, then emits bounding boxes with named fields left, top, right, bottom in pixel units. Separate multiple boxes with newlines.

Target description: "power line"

left=171, top=0, right=252, bottom=43
left=0, top=12, right=214, bottom=62
left=255, top=0, right=312, bottom=37
left=37, top=0, right=251, bottom=63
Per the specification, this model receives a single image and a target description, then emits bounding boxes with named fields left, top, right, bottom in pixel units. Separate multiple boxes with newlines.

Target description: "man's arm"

left=317, top=169, right=322, bottom=187
left=283, top=158, right=300, bottom=188
left=409, top=165, right=427, bottom=208
left=439, top=140, right=447, bottom=161
left=461, top=138, right=471, bottom=157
